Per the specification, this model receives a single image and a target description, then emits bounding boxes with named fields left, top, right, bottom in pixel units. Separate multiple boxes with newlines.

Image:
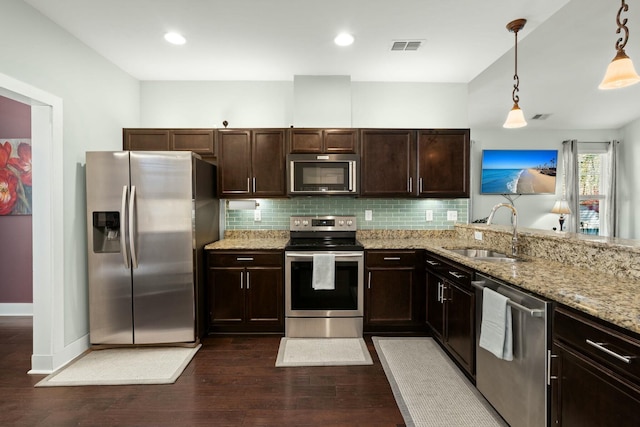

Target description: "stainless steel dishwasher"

left=473, top=273, right=551, bottom=427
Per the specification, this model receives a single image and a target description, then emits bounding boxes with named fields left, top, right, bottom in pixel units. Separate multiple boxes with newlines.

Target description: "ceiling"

left=21, top=0, right=640, bottom=130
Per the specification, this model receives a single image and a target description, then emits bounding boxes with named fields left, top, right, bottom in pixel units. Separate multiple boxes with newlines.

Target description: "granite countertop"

left=361, top=237, right=640, bottom=336
left=205, top=232, right=640, bottom=336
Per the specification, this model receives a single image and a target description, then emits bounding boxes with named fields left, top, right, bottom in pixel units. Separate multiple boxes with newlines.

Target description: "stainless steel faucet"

left=486, top=203, right=518, bottom=257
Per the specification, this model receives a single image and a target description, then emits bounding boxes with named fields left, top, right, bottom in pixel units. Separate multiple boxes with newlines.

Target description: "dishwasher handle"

left=472, top=280, right=545, bottom=318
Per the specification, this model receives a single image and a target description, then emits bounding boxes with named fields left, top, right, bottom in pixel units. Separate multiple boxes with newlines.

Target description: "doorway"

left=0, top=72, right=66, bottom=373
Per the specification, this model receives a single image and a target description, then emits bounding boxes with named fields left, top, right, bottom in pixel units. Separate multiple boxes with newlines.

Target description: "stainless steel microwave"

left=287, top=154, right=359, bottom=196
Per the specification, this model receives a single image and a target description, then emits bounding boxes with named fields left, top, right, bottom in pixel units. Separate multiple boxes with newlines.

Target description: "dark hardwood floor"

left=0, top=317, right=405, bottom=426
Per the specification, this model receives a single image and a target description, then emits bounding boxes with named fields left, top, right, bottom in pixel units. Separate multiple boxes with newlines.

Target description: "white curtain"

left=602, top=141, right=619, bottom=237
left=562, top=140, right=579, bottom=232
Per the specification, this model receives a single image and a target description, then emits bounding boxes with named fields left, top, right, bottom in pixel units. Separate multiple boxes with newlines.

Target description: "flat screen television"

left=480, top=149, right=558, bottom=194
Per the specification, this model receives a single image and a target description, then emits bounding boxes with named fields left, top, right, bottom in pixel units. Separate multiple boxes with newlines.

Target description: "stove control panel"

left=290, top=215, right=357, bottom=232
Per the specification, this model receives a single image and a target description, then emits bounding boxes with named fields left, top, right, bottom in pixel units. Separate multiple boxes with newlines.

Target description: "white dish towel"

left=479, top=287, right=513, bottom=361
left=312, top=253, right=335, bottom=290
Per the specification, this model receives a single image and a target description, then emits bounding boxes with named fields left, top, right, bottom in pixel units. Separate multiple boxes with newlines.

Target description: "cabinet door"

left=552, top=342, right=640, bottom=427
left=170, top=129, right=215, bottom=156
left=252, top=129, right=286, bottom=197
left=218, top=130, right=252, bottom=197
left=324, top=129, right=357, bottom=153
left=426, top=272, right=444, bottom=339
left=445, top=280, right=475, bottom=375
left=209, top=268, right=245, bottom=324
left=417, top=130, right=470, bottom=198
left=245, top=267, right=283, bottom=328
left=366, top=269, right=414, bottom=326
left=123, top=129, right=170, bottom=151
left=360, top=129, right=416, bottom=197
left=290, top=129, right=323, bottom=153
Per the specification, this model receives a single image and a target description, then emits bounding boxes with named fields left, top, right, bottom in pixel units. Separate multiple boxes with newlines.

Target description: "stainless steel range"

left=284, top=215, right=364, bottom=338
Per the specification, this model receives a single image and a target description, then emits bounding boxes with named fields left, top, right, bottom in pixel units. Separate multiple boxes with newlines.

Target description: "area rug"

left=35, top=344, right=201, bottom=387
left=275, top=337, right=373, bottom=367
left=373, top=337, right=507, bottom=427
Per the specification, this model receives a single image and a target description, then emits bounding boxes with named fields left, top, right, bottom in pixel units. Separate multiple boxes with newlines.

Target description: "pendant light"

left=599, top=0, right=640, bottom=89
left=503, top=19, right=527, bottom=129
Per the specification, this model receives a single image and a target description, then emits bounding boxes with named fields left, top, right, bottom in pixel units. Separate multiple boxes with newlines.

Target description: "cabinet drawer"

left=208, top=251, right=283, bottom=267
left=424, top=252, right=447, bottom=274
left=554, top=306, right=640, bottom=384
left=366, top=250, right=418, bottom=267
left=425, top=251, right=472, bottom=287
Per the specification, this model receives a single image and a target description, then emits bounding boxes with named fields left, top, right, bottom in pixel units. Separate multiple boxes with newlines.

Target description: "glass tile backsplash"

left=225, top=198, right=469, bottom=230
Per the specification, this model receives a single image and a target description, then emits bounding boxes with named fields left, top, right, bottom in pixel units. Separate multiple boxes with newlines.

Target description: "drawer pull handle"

left=236, top=257, right=254, bottom=261
left=449, top=271, right=465, bottom=279
left=586, top=339, right=633, bottom=364
left=383, top=257, right=401, bottom=261
left=426, top=260, right=440, bottom=266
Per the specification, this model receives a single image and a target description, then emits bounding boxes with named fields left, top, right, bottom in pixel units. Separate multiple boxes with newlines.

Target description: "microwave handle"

left=349, top=161, right=355, bottom=191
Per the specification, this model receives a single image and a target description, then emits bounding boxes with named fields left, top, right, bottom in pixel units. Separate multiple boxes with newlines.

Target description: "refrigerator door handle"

left=120, top=185, right=130, bottom=269
left=129, top=185, right=139, bottom=269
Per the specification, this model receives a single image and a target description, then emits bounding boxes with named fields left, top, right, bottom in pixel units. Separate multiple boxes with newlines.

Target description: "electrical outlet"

left=365, top=210, right=373, bottom=221
left=447, top=210, right=458, bottom=221
left=474, top=231, right=483, bottom=240
left=425, top=210, right=433, bottom=221
left=254, top=210, right=261, bottom=221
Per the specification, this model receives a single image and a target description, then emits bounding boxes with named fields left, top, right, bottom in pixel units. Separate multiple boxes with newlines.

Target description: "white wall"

left=141, top=81, right=293, bottom=128
left=470, top=129, right=621, bottom=231
left=0, top=1, right=140, bottom=372
left=140, top=80, right=470, bottom=129
left=620, top=119, right=640, bottom=239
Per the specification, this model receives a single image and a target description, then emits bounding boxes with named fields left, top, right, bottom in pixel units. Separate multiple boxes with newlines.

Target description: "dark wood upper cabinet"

left=123, top=128, right=216, bottom=163
left=360, top=128, right=470, bottom=198
left=170, top=129, right=215, bottom=156
left=417, top=129, right=470, bottom=198
left=289, top=128, right=357, bottom=154
left=123, top=129, right=170, bottom=151
left=360, top=129, right=416, bottom=197
left=218, top=129, right=286, bottom=198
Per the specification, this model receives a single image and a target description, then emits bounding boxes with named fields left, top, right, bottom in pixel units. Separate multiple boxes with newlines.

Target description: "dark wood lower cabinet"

left=551, top=306, right=640, bottom=426
left=207, top=251, right=283, bottom=333
left=425, top=251, right=475, bottom=378
left=364, top=250, right=425, bottom=333
left=552, top=341, right=640, bottom=427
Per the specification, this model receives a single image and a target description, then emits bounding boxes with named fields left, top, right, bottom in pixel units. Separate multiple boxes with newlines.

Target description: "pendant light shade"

left=503, top=19, right=527, bottom=129
left=599, top=0, right=640, bottom=89
left=503, top=104, right=527, bottom=128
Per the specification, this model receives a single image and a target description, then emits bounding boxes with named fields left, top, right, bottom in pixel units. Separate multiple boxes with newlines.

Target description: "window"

left=577, top=144, right=609, bottom=236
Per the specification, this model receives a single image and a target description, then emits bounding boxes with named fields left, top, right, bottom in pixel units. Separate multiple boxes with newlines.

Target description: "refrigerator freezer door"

left=86, top=151, right=134, bottom=344
left=129, top=152, right=196, bottom=344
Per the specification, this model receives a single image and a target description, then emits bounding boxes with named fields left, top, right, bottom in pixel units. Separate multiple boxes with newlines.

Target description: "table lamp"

left=551, top=200, right=571, bottom=231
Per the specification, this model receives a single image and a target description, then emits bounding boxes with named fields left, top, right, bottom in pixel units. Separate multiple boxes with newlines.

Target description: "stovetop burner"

left=285, top=215, right=363, bottom=251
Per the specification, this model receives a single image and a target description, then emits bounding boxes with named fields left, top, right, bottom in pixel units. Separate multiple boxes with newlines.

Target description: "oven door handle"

left=286, top=252, right=363, bottom=258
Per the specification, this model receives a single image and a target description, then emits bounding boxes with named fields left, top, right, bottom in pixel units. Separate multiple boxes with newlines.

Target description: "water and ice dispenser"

left=92, top=211, right=121, bottom=253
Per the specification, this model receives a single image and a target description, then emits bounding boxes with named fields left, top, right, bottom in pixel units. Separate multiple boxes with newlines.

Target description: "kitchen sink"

left=444, top=248, right=525, bottom=263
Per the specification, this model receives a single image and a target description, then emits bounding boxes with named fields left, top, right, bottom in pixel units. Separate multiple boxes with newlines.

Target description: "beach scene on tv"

left=481, top=150, right=558, bottom=194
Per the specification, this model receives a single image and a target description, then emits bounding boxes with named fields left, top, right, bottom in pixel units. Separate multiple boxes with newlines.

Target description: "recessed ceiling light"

left=334, top=33, right=355, bottom=47
left=164, top=32, right=186, bottom=45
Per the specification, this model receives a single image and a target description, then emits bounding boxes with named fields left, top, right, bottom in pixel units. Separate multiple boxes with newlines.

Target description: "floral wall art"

left=0, top=140, right=32, bottom=215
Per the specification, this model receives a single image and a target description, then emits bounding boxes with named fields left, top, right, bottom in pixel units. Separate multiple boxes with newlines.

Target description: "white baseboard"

left=0, top=303, right=33, bottom=316
left=29, top=333, right=90, bottom=375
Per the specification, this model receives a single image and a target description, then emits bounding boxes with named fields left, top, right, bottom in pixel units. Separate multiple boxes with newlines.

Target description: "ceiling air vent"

left=391, top=40, right=423, bottom=51
left=531, top=113, right=552, bottom=120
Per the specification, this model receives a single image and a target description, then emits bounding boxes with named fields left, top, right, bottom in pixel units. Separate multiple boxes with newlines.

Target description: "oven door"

left=285, top=251, right=363, bottom=317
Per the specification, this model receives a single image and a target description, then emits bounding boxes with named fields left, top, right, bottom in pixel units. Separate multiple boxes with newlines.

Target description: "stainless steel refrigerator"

left=86, top=151, right=218, bottom=345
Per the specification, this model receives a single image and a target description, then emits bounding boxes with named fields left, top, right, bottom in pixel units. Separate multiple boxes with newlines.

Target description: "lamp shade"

left=599, top=50, right=640, bottom=89
left=503, top=104, right=527, bottom=128
left=551, top=200, right=571, bottom=215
